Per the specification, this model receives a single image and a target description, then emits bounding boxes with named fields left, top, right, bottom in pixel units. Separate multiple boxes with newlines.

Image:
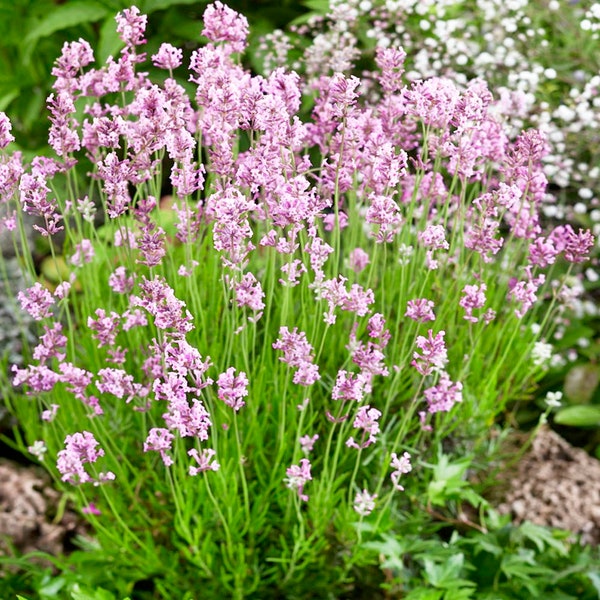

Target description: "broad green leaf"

left=39, top=575, right=67, bottom=597
left=554, top=405, right=600, bottom=427
left=586, top=571, right=600, bottom=595
left=423, top=554, right=475, bottom=589
left=70, top=584, right=117, bottom=600
left=139, top=0, right=204, bottom=12
left=404, top=589, right=444, bottom=600
left=301, top=0, right=330, bottom=12
left=0, top=89, right=19, bottom=111
left=443, top=588, right=476, bottom=600
left=23, top=2, right=108, bottom=51
left=97, top=16, right=125, bottom=63
left=518, top=521, right=568, bottom=557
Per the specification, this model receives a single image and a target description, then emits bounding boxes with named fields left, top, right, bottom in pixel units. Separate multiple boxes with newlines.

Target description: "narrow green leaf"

left=519, top=521, right=568, bottom=557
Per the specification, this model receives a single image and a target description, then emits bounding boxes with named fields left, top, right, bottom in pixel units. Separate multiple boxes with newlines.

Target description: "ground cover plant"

left=0, top=1, right=598, bottom=598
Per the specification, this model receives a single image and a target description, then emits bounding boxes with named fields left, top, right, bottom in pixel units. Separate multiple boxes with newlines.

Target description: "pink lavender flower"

left=348, top=248, right=370, bottom=273
left=57, top=431, right=111, bottom=485
left=17, top=283, right=54, bottom=321
left=188, top=448, right=220, bottom=475
left=116, top=6, right=147, bottom=48
left=550, top=225, right=595, bottom=264
left=121, top=308, right=147, bottom=332
left=273, top=327, right=318, bottom=370
left=459, top=283, right=487, bottom=323
left=108, top=266, right=135, bottom=294
left=412, top=330, right=448, bottom=376
left=202, top=1, right=249, bottom=53
left=280, top=259, right=307, bottom=287
left=332, top=370, right=370, bottom=403
left=366, top=193, right=402, bottom=243
left=375, top=46, right=406, bottom=94
left=390, top=451, right=412, bottom=491
left=405, top=77, right=460, bottom=129
left=346, top=405, right=382, bottom=449
left=12, top=364, right=60, bottom=393
left=51, top=39, right=94, bottom=90
left=418, top=225, right=449, bottom=270
left=152, top=43, right=182, bottom=71
left=299, top=434, right=319, bottom=454
left=323, top=212, right=348, bottom=232
left=508, top=268, right=545, bottom=318
left=232, top=273, right=265, bottom=312
left=0, top=112, right=14, bottom=148
left=41, top=404, right=59, bottom=422
left=284, top=458, right=312, bottom=502
left=70, top=239, right=95, bottom=266
left=217, top=367, right=249, bottom=411
left=419, top=225, right=449, bottom=250
left=144, top=427, right=174, bottom=467
left=47, top=91, right=80, bottom=157
left=464, top=218, right=503, bottom=263
left=162, top=395, right=212, bottom=440
left=88, top=309, right=120, bottom=347
left=367, top=313, right=390, bottom=347
left=54, top=279, right=72, bottom=300
left=82, top=503, right=101, bottom=516
left=97, top=368, right=142, bottom=403
left=353, top=489, right=377, bottom=517
left=131, top=276, right=193, bottom=335
left=33, top=323, right=67, bottom=363
left=424, top=373, right=463, bottom=414
left=350, top=337, right=389, bottom=379
left=292, top=362, right=321, bottom=386
left=529, top=236, right=559, bottom=268
left=58, top=362, right=94, bottom=404
left=137, top=225, right=166, bottom=268
left=405, top=298, right=435, bottom=323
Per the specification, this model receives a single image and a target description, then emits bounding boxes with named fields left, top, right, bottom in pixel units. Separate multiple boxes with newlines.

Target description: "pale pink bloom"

left=57, top=431, right=106, bottom=485
left=188, top=448, right=220, bottom=475
left=299, top=434, right=319, bottom=454
left=353, top=489, right=377, bottom=516
left=41, top=404, right=59, bottom=422
left=202, top=1, right=249, bottom=53
left=459, top=284, right=487, bottom=323
left=390, top=451, right=412, bottom=491
left=405, top=298, right=435, bottom=323
left=284, top=458, right=312, bottom=502
left=349, top=248, right=370, bottom=273
left=217, top=367, right=249, bottom=411
left=412, top=330, right=448, bottom=376
left=144, top=428, right=175, bottom=467
left=152, top=43, right=182, bottom=70
left=424, top=373, right=463, bottom=414
left=346, top=405, right=382, bottom=449
left=70, top=239, right=95, bottom=266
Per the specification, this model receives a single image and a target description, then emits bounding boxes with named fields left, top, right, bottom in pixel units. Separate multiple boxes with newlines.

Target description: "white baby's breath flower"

left=545, top=390, right=563, bottom=408
left=28, top=440, right=47, bottom=461
left=532, top=341, right=554, bottom=368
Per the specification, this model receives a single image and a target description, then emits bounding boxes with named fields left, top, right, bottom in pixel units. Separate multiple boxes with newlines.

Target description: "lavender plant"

left=0, top=2, right=595, bottom=597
